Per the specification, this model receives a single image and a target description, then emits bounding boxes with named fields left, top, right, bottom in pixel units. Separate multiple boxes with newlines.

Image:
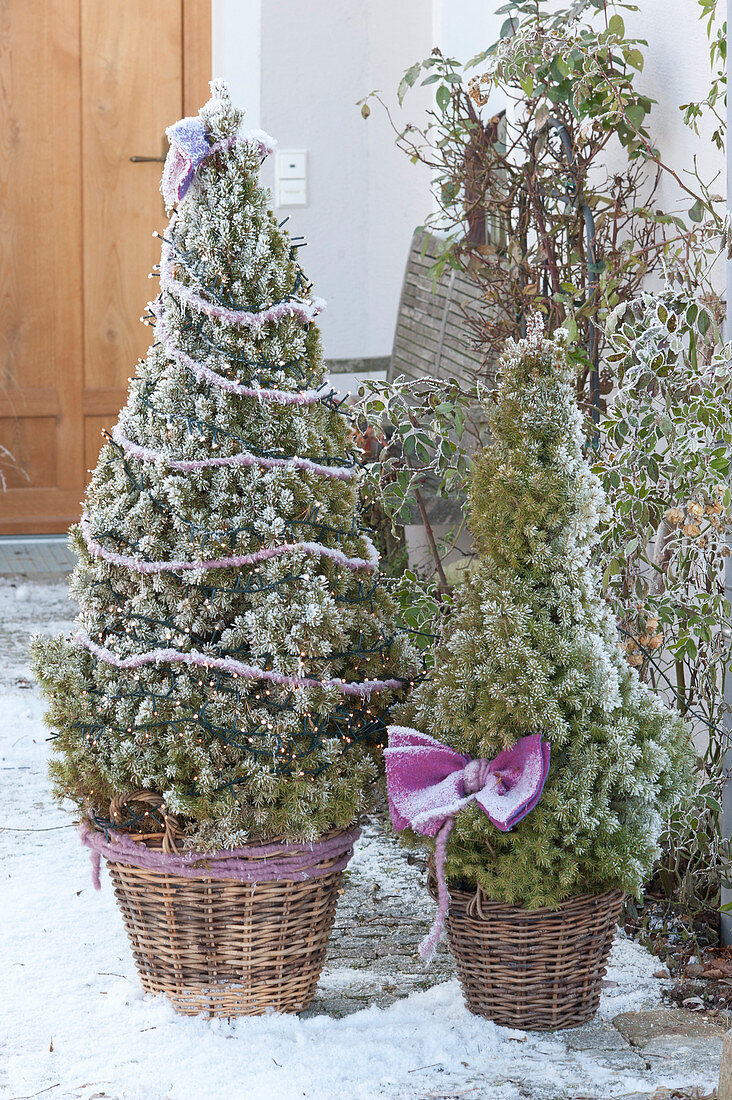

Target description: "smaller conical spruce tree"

left=398, top=318, right=693, bottom=907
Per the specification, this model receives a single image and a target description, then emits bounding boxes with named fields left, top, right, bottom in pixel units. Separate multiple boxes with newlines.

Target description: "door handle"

left=129, top=136, right=169, bottom=164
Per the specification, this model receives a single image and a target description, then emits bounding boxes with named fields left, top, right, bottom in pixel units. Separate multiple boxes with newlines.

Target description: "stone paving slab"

left=612, top=1006, right=725, bottom=1088
left=0, top=536, right=75, bottom=579
left=613, top=1007, right=727, bottom=1046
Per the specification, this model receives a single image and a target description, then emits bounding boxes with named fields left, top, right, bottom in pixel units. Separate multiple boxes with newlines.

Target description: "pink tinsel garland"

left=80, top=819, right=360, bottom=889
left=153, top=308, right=327, bottom=406
left=75, top=629, right=406, bottom=698
left=111, top=424, right=356, bottom=482
left=79, top=515, right=374, bottom=576
left=159, top=243, right=325, bottom=330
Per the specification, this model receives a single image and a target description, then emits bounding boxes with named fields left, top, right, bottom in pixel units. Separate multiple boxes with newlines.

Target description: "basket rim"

left=92, top=788, right=359, bottom=854
left=427, top=859, right=625, bottom=916
left=82, top=814, right=360, bottom=886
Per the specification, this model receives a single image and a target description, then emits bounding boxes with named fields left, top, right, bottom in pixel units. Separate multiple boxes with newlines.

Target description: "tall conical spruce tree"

left=32, top=84, right=416, bottom=849
left=398, top=319, right=693, bottom=907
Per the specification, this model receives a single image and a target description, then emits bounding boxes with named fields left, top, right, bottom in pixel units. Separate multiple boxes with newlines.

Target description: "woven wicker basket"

left=100, top=793, right=354, bottom=1017
left=429, top=868, right=624, bottom=1030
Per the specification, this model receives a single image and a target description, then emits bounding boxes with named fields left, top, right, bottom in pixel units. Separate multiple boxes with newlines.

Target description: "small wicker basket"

left=429, top=868, right=624, bottom=1031
left=97, top=792, right=355, bottom=1017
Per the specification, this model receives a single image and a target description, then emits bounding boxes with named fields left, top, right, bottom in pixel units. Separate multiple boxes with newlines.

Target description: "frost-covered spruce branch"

left=396, top=319, right=694, bottom=908
left=32, top=83, right=417, bottom=849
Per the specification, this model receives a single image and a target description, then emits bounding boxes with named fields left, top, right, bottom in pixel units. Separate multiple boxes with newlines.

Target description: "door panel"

left=0, top=0, right=211, bottom=533
left=0, top=0, right=84, bottom=531
left=80, top=0, right=183, bottom=479
left=81, top=0, right=182, bottom=391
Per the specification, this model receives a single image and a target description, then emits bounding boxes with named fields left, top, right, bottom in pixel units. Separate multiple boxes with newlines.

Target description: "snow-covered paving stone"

left=0, top=579, right=722, bottom=1100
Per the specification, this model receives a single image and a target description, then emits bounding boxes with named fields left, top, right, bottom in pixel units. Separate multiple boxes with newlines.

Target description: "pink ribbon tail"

left=80, top=821, right=102, bottom=890
left=90, top=849, right=101, bottom=891
left=419, top=817, right=455, bottom=962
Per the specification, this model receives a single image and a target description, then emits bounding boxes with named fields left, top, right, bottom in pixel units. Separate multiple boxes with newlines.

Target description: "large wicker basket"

left=94, top=793, right=356, bottom=1017
left=429, top=869, right=624, bottom=1030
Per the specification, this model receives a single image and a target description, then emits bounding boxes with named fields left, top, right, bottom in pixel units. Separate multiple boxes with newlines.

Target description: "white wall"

left=433, top=0, right=503, bottom=80
left=214, top=0, right=434, bottom=362
left=212, top=0, right=262, bottom=128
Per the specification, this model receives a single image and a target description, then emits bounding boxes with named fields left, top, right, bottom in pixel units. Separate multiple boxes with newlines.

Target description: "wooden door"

left=0, top=0, right=211, bottom=534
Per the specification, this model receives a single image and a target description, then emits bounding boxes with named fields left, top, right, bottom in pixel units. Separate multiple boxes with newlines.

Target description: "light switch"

left=277, top=179, right=307, bottom=206
left=276, top=149, right=307, bottom=207
left=277, top=150, right=306, bottom=179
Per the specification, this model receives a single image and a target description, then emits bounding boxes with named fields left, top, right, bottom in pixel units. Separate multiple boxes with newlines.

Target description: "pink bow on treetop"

left=385, top=726, right=551, bottom=961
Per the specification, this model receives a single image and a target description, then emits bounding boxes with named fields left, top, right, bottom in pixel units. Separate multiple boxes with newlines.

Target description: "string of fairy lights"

left=68, top=704, right=386, bottom=782
left=90, top=573, right=383, bottom=610
left=156, top=229, right=312, bottom=310
left=100, top=437, right=364, bottom=552
left=125, top=383, right=359, bottom=469
left=69, top=640, right=403, bottom=779
left=70, top=199, right=418, bottom=795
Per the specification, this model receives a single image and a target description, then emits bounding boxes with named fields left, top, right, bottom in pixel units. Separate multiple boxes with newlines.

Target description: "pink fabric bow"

left=385, top=726, right=550, bottom=961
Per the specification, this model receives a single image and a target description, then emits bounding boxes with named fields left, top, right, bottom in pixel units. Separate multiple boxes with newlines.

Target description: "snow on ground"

left=0, top=580, right=720, bottom=1100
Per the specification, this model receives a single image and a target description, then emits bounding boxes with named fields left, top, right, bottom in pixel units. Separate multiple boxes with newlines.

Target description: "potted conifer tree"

left=386, top=319, right=693, bottom=1031
left=32, top=82, right=415, bottom=1017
